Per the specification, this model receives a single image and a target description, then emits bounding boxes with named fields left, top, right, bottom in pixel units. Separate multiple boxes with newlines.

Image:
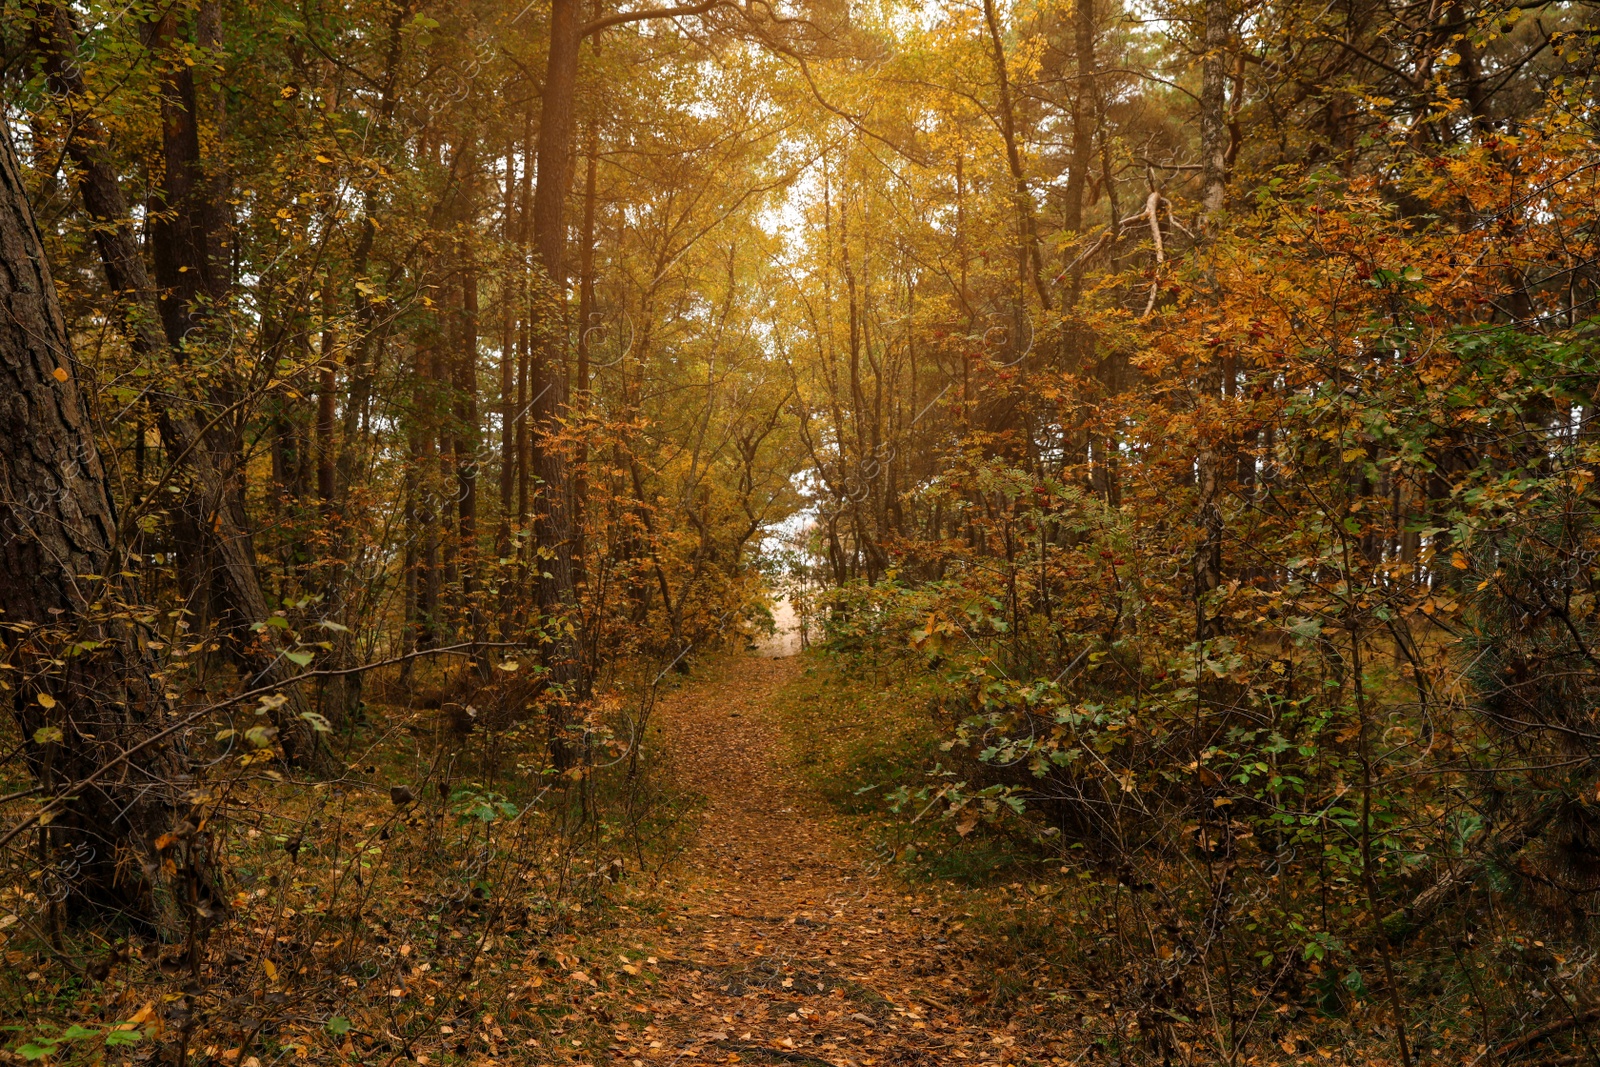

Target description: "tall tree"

left=1198, top=0, right=1231, bottom=226
left=33, top=4, right=320, bottom=764
left=0, top=126, right=199, bottom=922
left=527, top=0, right=726, bottom=755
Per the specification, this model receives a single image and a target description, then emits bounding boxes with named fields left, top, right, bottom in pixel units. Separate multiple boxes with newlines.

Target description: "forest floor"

left=590, top=653, right=1057, bottom=1067
left=0, top=646, right=1070, bottom=1067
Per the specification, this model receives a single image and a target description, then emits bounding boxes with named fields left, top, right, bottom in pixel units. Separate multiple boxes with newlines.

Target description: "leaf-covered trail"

left=600, top=654, right=1049, bottom=1067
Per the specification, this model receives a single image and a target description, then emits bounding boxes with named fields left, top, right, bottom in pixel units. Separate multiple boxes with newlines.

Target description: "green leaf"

left=16, top=1042, right=57, bottom=1060
left=283, top=649, right=314, bottom=667
left=32, top=726, right=63, bottom=745
left=59, top=1025, right=98, bottom=1041
left=245, top=725, right=279, bottom=748
left=104, top=1030, right=143, bottom=1047
left=325, top=1016, right=352, bottom=1036
left=1288, top=617, right=1323, bottom=639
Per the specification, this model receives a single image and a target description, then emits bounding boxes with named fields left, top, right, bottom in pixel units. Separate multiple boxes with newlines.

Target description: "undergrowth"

left=778, top=656, right=1050, bottom=888
left=0, top=658, right=703, bottom=1067
left=770, top=651, right=1530, bottom=1065
left=773, top=655, right=1091, bottom=1026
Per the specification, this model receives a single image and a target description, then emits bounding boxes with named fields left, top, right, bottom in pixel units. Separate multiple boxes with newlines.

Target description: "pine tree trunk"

left=531, top=0, right=590, bottom=763
left=0, top=124, right=202, bottom=924
left=1063, top=0, right=1096, bottom=237
left=573, top=122, right=600, bottom=592
left=457, top=236, right=487, bottom=674
left=36, top=3, right=322, bottom=765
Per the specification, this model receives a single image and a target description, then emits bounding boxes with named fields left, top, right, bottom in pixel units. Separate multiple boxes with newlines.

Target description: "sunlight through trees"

left=2, top=0, right=1599, bottom=1061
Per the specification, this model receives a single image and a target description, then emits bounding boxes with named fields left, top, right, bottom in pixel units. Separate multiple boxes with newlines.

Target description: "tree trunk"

left=318, top=276, right=338, bottom=505
left=498, top=146, right=519, bottom=638
left=1063, top=0, right=1096, bottom=237
left=573, top=121, right=600, bottom=592
left=531, top=0, right=590, bottom=762
left=515, top=100, right=535, bottom=633
left=981, top=0, right=1052, bottom=315
left=457, top=232, right=487, bottom=673
left=1199, top=0, right=1231, bottom=226
left=35, top=3, right=321, bottom=765
left=0, top=124, right=204, bottom=924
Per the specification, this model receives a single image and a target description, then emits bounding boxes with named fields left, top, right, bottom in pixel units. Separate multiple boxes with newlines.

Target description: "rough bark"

left=456, top=222, right=487, bottom=672
left=531, top=0, right=591, bottom=761
left=526, top=0, right=724, bottom=757
left=515, top=99, right=535, bottom=630
left=318, top=0, right=409, bottom=728
left=573, top=122, right=600, bottom=592
left=0, top=124, right=201, bottom=922
left=35, top=3, right=321, bottom=765
left=1063, top=0, right=1096, bottom=237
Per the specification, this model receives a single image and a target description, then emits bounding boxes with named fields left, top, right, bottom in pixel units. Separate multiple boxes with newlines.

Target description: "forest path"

left=598, top=654, right=1044, bottom=1067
